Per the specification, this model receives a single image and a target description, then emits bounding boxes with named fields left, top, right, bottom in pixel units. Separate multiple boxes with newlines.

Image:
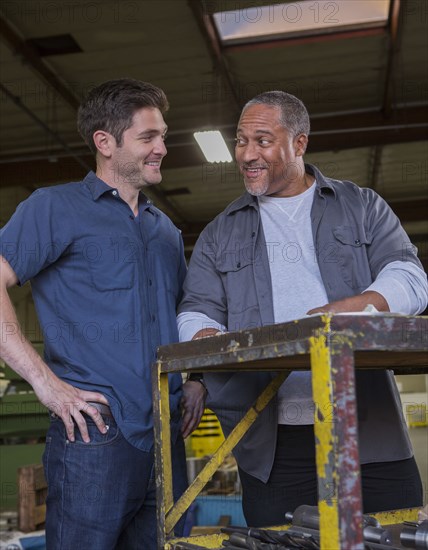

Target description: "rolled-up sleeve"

left=177, top=311, right=226, bottom=342
left=364, top=260, right=428, bottom=314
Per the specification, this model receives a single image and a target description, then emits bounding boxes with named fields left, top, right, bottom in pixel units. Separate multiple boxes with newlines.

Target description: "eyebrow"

left=236, top=128, right=275, bottom=136
left=137, top=126, right=168, bottom=137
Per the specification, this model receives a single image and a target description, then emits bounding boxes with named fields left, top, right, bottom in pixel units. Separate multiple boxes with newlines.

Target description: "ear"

left=92, top=130, right=115, bottom=158
left=294, top=133, right=309, bottom=157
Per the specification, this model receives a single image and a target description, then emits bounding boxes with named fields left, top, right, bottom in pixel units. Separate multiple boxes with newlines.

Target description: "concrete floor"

left=410, top=426, right=428, bottom=503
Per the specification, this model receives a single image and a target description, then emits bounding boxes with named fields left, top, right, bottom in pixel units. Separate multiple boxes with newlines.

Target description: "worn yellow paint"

left=372, top=507, right=419, bottom=525
left=318, top=500, right=340, bottom=550
left=165, top=533, right=228, bottom=549
left=159, top=372, right=173, bottom=512
left=165, top=371, right=289, bottom=535
left=310, top=317, right=340, bottom=550
left=310, top=331, right=334, bottom=481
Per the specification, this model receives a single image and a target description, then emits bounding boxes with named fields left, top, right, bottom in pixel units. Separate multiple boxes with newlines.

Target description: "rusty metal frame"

left=152, top=313, right=428, bottom=549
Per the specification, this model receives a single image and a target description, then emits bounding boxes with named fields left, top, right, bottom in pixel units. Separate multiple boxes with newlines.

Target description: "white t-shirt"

left=259, top=183, right=326, bottom=424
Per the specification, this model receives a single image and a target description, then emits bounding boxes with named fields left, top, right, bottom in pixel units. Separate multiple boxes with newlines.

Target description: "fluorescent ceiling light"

left=194, top=131, right=233, bottom=163
left=213, top=0, right=390, bottom=44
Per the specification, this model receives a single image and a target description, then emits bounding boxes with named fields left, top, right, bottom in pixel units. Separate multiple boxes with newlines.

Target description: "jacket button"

left=237, top=262, right=241, bottom=268
left=355, top=239, right=361, bottom=245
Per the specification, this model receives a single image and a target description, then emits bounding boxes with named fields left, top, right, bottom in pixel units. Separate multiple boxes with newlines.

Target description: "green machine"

left=0, top=348, right=49, bottom=512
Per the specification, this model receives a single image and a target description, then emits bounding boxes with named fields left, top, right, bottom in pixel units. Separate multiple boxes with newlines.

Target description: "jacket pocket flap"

left=216, top=254, right=253, bottom=273
left=333, top=225, right=373, bottom=247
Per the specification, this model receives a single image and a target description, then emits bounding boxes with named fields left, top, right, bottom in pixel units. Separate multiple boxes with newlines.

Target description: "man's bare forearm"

left=0, top=271, right=50, bottom=390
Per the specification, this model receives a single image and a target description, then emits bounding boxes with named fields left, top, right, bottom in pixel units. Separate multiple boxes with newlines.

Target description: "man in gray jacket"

left=178, top=91, right=428, bottom=527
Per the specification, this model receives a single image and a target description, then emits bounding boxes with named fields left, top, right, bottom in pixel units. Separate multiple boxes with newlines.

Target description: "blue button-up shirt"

left=0, top=172, right=186, bottom=450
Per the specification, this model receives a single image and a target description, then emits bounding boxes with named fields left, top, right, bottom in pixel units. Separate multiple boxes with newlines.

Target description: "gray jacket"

left=179, top=164, right=422, bottom=482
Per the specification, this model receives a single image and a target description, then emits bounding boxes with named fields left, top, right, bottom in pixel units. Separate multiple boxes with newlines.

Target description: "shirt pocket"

left=216, top=253, right=257, bottom=314
left=332, top=225, right=373, bottom=290
left=85, top=235, right=136, bottom=291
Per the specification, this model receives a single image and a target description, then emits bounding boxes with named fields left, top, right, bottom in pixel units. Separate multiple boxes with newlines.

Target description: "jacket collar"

left=225, top=163, right=336, bottom=216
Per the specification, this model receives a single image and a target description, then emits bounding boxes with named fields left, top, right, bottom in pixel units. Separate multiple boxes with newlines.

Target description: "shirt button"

left=129, top=215, right=134, bottom=220
left=354, top=239, right=361, bottom=245
left=112, top=190, right=118, bottom=196
left=152, top=315, right=156, bottom=322
left=149, top=279, right=152, bottom=286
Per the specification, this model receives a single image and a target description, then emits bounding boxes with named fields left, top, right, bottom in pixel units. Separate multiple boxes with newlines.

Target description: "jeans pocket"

left=70, top=417, right=122, bottom=447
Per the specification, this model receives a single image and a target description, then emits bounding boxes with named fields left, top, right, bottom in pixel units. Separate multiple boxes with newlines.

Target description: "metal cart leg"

left=153, top=361, right=173, bottom=549
left=311, top=323, right=364, bottom=550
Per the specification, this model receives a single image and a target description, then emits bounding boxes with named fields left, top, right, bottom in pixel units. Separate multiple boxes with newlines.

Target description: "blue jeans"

left=43, top=413, right=188, bottom=550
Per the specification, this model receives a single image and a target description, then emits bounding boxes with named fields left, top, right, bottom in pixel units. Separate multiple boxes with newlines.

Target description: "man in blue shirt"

left=0, top=79, right=204, bottom=549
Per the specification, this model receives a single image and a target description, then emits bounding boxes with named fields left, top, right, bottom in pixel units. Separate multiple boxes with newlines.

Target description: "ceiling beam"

left=369, top=1, right=404, bottom=208
left=382, top=0, right=404, bottom=118
left=0, top=83, right=91, bottom=172
left=308, top=104, right=428, bottom=152
left=369, top=145, right=384, bottom=191
left=388, top=198, right=428, bottom=224
left=0, top=14, right=80, bottom=111
left=307, top=123, right=427, bottom=153
left=188, top=0, right=242, bottom=112
left=309, top=105, right=428, bottom=131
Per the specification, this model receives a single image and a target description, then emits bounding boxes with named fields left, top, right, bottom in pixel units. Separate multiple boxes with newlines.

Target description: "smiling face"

left=110, top=107, right=168, bottom=190
left=235, top=104, right=309, bottom=197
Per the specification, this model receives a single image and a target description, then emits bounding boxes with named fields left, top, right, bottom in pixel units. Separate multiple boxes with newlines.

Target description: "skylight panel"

left=213, top=0, right=390, bottom=44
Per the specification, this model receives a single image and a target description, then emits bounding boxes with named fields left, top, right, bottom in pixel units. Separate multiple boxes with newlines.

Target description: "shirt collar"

left=83, top=171, right=157, bottom=215
left=84, top=171, right=116, bottom=200
left=225, top=163, right=336, bottom=216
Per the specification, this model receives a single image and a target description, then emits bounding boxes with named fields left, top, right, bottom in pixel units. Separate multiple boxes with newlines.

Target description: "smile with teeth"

left=145, top=161, right=161, bottom=167
left=243, top=166, right=266, bottom=177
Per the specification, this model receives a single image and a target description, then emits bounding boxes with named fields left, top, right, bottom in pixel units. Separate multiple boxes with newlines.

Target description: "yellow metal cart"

left=152, top=313, right=427, bottom=549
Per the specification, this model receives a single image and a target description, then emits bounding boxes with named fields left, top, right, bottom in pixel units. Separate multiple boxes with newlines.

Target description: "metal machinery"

left=152, top=313, right=428, bottom=549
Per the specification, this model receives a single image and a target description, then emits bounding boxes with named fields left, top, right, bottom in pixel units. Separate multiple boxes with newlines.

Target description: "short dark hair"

left=243, top=91, right=310, bottom=137
left=77, top=78, right=169, bottom=154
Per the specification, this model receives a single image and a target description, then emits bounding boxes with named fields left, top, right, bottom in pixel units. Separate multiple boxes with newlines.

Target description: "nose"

left=154, top=137, right=167, bottom=157
left=237, top=141, right=258, bottom=164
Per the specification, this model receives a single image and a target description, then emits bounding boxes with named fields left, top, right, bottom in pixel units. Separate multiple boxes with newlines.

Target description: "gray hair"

left=243, top=91, right=310, bottom=137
